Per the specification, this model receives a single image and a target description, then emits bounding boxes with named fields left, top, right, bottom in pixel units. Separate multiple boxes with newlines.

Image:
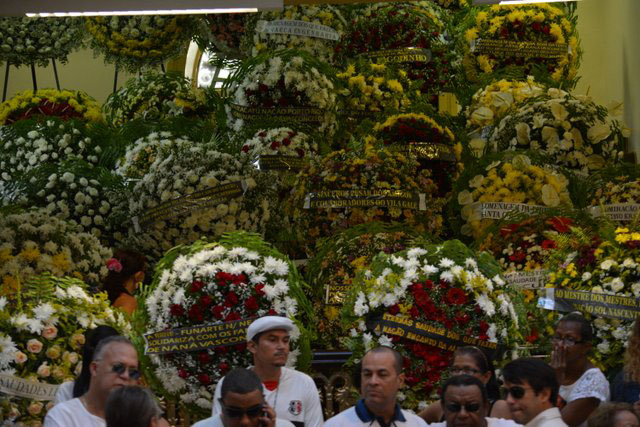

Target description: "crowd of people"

left=41, top=313, right=640, bottom=427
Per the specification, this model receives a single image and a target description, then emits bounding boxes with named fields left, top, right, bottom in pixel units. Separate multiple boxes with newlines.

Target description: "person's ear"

left=538, top=387, right=552, bottom=404
left=134, top=270, right=145, bottom=284
left=479, top=370, right=492, bottom=385
left=247, top=339, right=257, bottom=355
left=397, top=372, right=405, bottom=389
left=89, top=360, right=99, bottom=377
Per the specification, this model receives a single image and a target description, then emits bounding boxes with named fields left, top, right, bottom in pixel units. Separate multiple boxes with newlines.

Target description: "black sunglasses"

left=501, top=385, right=526, bottom=400
left=445, top=402, right=481, bottom=413
left=110, top=362, right=141, bottom=380
left=220, top=402, right=264, bottom=419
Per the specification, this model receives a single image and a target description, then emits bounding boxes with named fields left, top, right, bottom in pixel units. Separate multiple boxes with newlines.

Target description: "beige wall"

left=576, top=0, right=640, bottom=158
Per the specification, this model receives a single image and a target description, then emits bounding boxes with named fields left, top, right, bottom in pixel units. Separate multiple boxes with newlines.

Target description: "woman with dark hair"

left=551, top=312, right=610, bottom=427
left=587, top=402, right=639, bottom=427
left=103, top=248, right=146, bottom=315
left=611, top=316, right=640, bottom=415
left=419, top=346, right=512, bottom=423
left=105, top=386, right=169, bottom=427
left=52, top=325, right=119, bottom=405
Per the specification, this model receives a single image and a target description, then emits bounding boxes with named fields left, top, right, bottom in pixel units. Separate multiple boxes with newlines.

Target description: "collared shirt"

left=525, top=407, right=568, bottom=427
left=323, top=399, right=428, bottom=427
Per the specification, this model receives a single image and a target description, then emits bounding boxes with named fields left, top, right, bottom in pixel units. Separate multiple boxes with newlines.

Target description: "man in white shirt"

left=502, top=359, right=567, bottom=427
left=44, top=336, right=141, bottom=427
left=324, top=346, right=428, bottom=427
left=429, top=375, right=521, bottom=427
left=195, top=368, right=294, bottom=427
left=211, top=316, right=323, bottom=427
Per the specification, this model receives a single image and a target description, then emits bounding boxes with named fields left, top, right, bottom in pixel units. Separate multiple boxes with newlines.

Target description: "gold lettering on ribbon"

left=363, top=47, right=432, bottom=64
left=471, top=202, right=549, bottom=220
left=472, top=39, right=569, bottom=59
left=144, top=318, right=255, bottom=355
left=0, top=374, right=59, bottom=401
left=259, top=155, right=307, bottom=172
left=325, top=283, right=351, bottom=305
left=389, top=142, right=457, bottom=161
left=230, top=104, right=326, bottom=124
left=304, top=189, right=423, bottom=210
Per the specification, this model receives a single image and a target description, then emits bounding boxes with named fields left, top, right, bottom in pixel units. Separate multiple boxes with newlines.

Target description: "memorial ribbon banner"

left=230, top=104, right=326, bottom=124
left=0, top=374, right=59, bottom=401
left=259, top=155, right=307, bottom=172
left=368, top=313, right=499, bottom=356
left=144, top=318, right=254, bottom=355
left=390, top=142, right=457, bottom=162
left=541, top=288, right=640, bottom=321
left=257, top=19, right=340, bottom=41
left=132, top=181, right=246, bottom=231
left=471, top=39, right=569, bottom=59
left=589, top=204, right=640, bottom=222
left=504, top=270, right=548, bottom=290
left=471, top=202, right=549, bottom=220
left=363, top=47, right=432, bottom=64
left=325, top=283, right=350, bottom=305
left=303, top=189, right=427, bottom=210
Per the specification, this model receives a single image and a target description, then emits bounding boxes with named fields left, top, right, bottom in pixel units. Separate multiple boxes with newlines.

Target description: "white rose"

left=600, top=260, right=616, bottom=270
left=37, top=363, right=51, bottom=377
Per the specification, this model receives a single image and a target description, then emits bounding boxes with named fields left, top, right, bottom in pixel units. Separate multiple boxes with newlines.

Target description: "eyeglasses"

left=449, top=367, right=482, bottom=376
left=445, top=402, right=481, bottom=413
left=551, top=336, right=584, bottom=346
left=500, top=385, right=527, bottom=400
left=109, top=362, right=141, bottom=380
left=220, top=402, right=264, bottom=419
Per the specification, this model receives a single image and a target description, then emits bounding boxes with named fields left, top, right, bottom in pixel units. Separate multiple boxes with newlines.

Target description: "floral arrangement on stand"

left=7, top=160, right=129, bottom=244
left=342, top=239, right=523, bottom=408
left=489, top=92, right=627, bottom=174
left=335, top=2, right=455, bottom=104
left=0, top=89, right=103, bottom=125
left=85, top=15, right=196, bottom=71
left=118, top=132, right=273, bottom=262
left=545, top=225, right=640, bottom=370
left=372, top=112, right=461, bottom=196
left=428, top=0, right=469, bottom=10
left=287, top=143, right=442, bottom=257
left=140, top=232, right=312, bottom=415
left=0, top=17, right=84, bottom=68
left=244, top=5, right=347, bottom=63
left=103, top=71, right=211, bottom=127
left=463, top=4, right=580, bottom=85
left=240, top=127, right=318, bottom=166
left=225, top=50, right=337, bottom=136
left=587, top=164, right=640, bottom=223
left=0, top=118, right=108, bottom=186
left=197, top=13, right=249, bottom=59
left=305, top=222, right=429, bottom=349
left=0, top=274, right=130, bottom=424
left=452, top=152, right=572, bottom=240
left=0, top=207, right=111, bottom=296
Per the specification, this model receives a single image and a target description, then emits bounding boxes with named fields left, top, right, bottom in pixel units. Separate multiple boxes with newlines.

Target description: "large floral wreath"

left=0, top=275, right=130, bottom=424
left=240, top=127, right=318, bottom=167
left=464, top=4, right=580, bottom=85
left=343, top=240, right=523, bottom=409
left=103, top=71, right=212, bottom=127
left=453, top=152, right=572, bottom=239
left=85, top=15, right=196, bottom=71
left=587, top=164, right=640, bottom=223
left=0, top=207, right=111, bottom=295
left=0, top=17, right=84, bottom=68
left=141, top=233, right=312, bottom=414
left=244, top=5, right=347, bottom=63
left=288, top=144, right=443, bottom=256
left=490, top=92, right=627, bottom=174
left=118, top=132, right=273, bottom=261
left=0, top=89, right=103, bottom=125
left=225, top=50, right=337, bottom=135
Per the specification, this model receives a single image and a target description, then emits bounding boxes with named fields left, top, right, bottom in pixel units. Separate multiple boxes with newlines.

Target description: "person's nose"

left=238, top=413, right=252, bottom=427
left=457, top=406, right=470, bottom=419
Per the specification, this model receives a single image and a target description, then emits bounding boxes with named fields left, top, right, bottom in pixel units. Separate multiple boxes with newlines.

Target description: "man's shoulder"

left=45, top=398, right=105, bottom=427
left=324, top=407, right=359, bottom=426
left=192, top=414, right=223, bottom=427
left=47, top=397, right=82, bottom=415
left=399, top=410, right=429, bottom=426
left=283, top=367, right=315, bottom=382
left=487, top=417, right=523, bottom=427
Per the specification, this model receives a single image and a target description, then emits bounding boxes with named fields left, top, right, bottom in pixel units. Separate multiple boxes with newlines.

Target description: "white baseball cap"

left=246, top=316, right=293, bottom=341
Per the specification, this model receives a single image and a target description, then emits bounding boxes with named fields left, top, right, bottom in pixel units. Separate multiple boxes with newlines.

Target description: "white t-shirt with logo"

left=44, top=397, right=105, bottom=427
left=212, top=367, right=323, bottom=427
left=193, top=414, right=295, bottom=427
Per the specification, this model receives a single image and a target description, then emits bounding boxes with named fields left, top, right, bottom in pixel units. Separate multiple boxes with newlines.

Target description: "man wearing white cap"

left=211, top=316, right=323, bottom=427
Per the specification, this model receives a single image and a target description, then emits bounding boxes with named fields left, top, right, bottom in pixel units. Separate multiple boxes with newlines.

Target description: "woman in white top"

left=550, top=313, right=610, bottom=427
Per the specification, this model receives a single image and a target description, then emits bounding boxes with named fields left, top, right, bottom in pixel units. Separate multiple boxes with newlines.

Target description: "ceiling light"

left=474, top=0, right=579, bottom=4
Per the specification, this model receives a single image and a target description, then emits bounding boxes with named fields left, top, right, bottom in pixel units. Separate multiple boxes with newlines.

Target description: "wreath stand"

left=2, top=59, right=61, bottom=102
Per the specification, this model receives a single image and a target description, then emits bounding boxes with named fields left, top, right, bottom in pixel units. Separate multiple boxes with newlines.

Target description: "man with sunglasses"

left=45, top=336, right=141, bottom=427
left=501, top=358, right=567, bottom=427
left=194, top=368, right=294, bottom=427
left=430, top=375, right=521, bottom=427
left=324, top=346, right=428, bottom=427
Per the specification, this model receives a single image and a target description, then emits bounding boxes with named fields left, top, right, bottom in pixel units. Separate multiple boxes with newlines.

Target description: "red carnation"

left=224, top=291, right=239, bottom=307
left=549, top=216, right=572, bottom=233
left=242, top=145, right=250, bottom=153
left=211, top=305, right=225, bottom=320
left=282, top=138, right=291, bottom=146
left=198, top=352, right=210, bottom=364
left=232, top=274, right=247, bottom=285
left=170, top=304, right=185, bottom=317
left=188, top=305, right=204, bottom=322
left=258, top=131, right=267, bottom=138
left=388, top=304, right=400, bottom=315
left=270, top=141, right=281, bottom=150
left=190, top=280, right=205, bottom=293
left=219, top=362, right=230, bottom=374
left=509, top=251, right=526, bottom=262
left=541, top=239, right=557, bottom=250
left=244, top=296, right=259, bottom=312
left=409, top=306, right=420, bottom=319
left=225, top=311, right=241, bottom=321
left=479, top=321, right=490, bottom=333
left=178, top=369, right=189, bottom=379
left=445, top=288, right=468, bottom=305
left=198, top=374, right=212, bottom=386
left=199, top=295, right=213, bottom=308
left=254, top=284, right=266, bottom=296
left=268, top=309, right=277, bottom=316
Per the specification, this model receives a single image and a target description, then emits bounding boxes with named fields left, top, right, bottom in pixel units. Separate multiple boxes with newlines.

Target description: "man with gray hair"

left=44, top=335, right=141, bottom=427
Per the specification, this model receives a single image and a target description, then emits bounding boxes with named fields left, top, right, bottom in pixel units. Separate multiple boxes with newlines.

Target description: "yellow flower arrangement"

left=0, top=89, right=103, bottom=125
left=464, top=4, right=580, bottom=85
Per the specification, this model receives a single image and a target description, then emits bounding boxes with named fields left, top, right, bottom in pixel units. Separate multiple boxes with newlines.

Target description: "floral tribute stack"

left=141, top=232, right=312, bottom=415
left=343, top=240, right=523, bottom=408
left=0, top=275, right=130, bottom=424
left=587, top=164, right=640, bottom=224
